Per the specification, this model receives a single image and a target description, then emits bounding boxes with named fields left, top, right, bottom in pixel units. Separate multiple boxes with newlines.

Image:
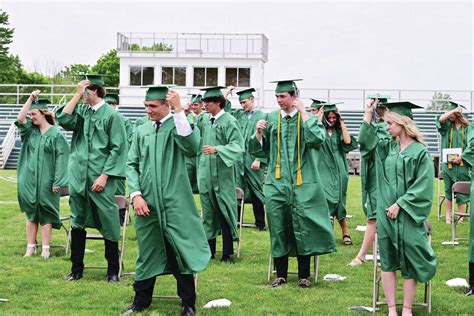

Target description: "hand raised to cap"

left=77, top=80, right=90, bottom=95
left=166, top=89, right=182, bottom=113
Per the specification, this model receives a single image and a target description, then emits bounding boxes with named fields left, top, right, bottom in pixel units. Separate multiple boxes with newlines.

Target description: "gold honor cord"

left=275, top=112, right=303, bottom=185
left=448, top=124, right=465, bottom=169
left=276, top=114, right=281, bottom=179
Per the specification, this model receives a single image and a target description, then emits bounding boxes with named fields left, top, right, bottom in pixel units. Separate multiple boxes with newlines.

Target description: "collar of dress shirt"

left=280, top=108, right=298, bottom=118
left=210, top=109, right=225, bottom=121
left=89, top=100, right=105, bottom=111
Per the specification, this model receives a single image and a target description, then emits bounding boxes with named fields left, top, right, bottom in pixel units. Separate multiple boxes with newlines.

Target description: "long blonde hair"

left=384, top=111, right=426, bottom=146
left=452, top=111, right=470, bottom=127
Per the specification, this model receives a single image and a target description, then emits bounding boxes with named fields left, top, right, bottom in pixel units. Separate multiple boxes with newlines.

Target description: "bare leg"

left=402, top=278, right=417, bottom=316
left=339, top=218, right=351, bottom=245
left=457, top=203, right=466, bottom=222
left=381, top=271, right=397, bottom=316
left=446, top=199, right=452, bottom=224
left=349, top=219, right=376, bottom=266
left=40, top=224, right=53, bottom=258
left=24, top=221, right=38, bottom=256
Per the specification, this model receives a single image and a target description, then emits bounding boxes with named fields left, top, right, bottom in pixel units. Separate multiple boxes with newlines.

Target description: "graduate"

left=308, top=99, right=326, bottom=116
left=123, top=86, right=210, bottom=316
left=233, top=88, right=267, bottom=230
left=57, top=75, right=127, bottom=282
left=104, top=93, right=134, bottom=225
left=349, top=95, right=392, bottom=266
left=359, top=101, right=436, bottom=316
left=458, top=122, right=474, bottom=296
left=16, top=91, right=69, bottom=258
left=316, top=101, right=358, bottom=245
left=436, top=101, right=470, bottom=224
left=249, top=79, right=336, bottom=288
left=198, top=86, right=244, bottom=263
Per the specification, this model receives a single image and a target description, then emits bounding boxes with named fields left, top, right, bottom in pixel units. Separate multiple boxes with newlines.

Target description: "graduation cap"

left=236, top=88, right=256, bottom=101
left=310, top=99, right=327, bottom=109
left=447, top=101, right=466, bottom=110
left=270, top=79, right=302, bottom=93
left=144, top=85, right=172, bottom=101
left=321, top=102, right=344, bottom=112
left=188, top=94, right=203, bottom=104
left=104, top=93, right=119, bottom=105
left=367, top=94, right=391, bottom=108
left=200, top=86, right=225, bottom=99
left=77, top=74, right=108, bottom=87
left=30, top=99, right=51, bottom=110
left=385, top=101, right=423, bottom=119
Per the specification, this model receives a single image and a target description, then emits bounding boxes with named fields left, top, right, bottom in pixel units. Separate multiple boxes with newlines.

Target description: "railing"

left=0, top=121, right=17, bottom=169
left=117, top=32, right=269, bottom=62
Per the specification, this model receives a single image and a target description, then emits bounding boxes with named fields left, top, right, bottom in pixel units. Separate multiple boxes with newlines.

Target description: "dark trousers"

left=70, top=228, right=119, bottom=275
left=274, top=254, right=311, bottom=279
left=132, top=240, right=196, bottom=310
left=208, top=209, right=234, bottom=257
left=470, top=262, right=474, bottom=287
left=237, top=187, right=266, bottom=229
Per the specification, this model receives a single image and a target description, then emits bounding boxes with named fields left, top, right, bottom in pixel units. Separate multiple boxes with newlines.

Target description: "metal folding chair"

left=153, top=274, right=198, bottom=300
left=372, top=221, right=432, bottom=313
left=56, top=186, right=72, bottom=254
left=235, top=188, right=245, bottom=258
left=437, top=171, right=446, bottom=221
left=451, top=181, right=471, bottom=243
left=267, top=254, right=319, bottom=284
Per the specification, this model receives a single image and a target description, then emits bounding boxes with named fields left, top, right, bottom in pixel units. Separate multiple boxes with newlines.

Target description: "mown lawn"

left=0, top=170, right=472, bottom=315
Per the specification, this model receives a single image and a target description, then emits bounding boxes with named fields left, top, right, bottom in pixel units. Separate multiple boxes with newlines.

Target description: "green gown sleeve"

left=56, top=105, right=82, bottom=131
left=302, top=115, right=326, bottom=149
left=341, top=132, right=358, bottom=153
left=174, top=128, right=201, bottom=158
left=124, top=117, right=134, bottom=147
left=126, top=132, right=140, bottom=194
left=396, top=150, right=434, bottom=225
left=214, top=120, right=244, bottom=167
left=15, top=119, right=33, bottom=140
left=249, top=129, right=269, bottom=159
left=359, top=121, right=391, bottom=160
left=435, top=114, right=449, bottom=135
left=52, top=133, right=70, bottom=188
left=462, top=128, right=474, bottom=167
left=102, top=113, right=128, bottom=178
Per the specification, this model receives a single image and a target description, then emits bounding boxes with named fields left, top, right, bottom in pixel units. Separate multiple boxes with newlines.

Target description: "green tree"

left=130, top=42, right=173, bottom=52
left=54, top=63, right=92, bottom=84
left=426, top=92, right=451, bottom=111
left=91, top=49, right=119, bottom=87
left=0, top=9, right=18, bottom=83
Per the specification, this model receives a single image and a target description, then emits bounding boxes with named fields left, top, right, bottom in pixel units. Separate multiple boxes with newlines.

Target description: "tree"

left=426, top=92, right=452, bottom=111
left=54, top=64, right=92, bottom=84
left=91, top=49, right=119, bottom=87
left=129, top=42, right=173, bottom=52
left=0, top=9, right=18, bottom=83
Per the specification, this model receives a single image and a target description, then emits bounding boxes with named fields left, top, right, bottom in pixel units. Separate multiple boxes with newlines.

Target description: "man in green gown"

left=123, top=86, right=210, bottom=316
left=197, top=86, right=244, bottom=263
left=316, top=102, right=358, bottom=245
left=436, top=101, right=471, bottom=223
left=359, top=101, right=436, bottom=313
left=57, top=75, right=127, bottom=282
left=458, top=115, right=474, bottom=296
left=249, top=79, right=336, bottom=288
left=233, top=88, right=267, bottom=230
left=104, top=93, right=134, bottom=225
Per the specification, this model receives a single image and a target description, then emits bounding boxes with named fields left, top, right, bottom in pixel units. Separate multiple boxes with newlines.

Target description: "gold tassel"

left=296, top=112, right=303, bottom=186
left=275, top=114, right=281, bottom=180
left=276, top=164, right=281, bottom=179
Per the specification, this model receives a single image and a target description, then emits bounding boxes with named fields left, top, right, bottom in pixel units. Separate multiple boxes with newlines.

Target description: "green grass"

left=0, top=170, right=472, bottom=315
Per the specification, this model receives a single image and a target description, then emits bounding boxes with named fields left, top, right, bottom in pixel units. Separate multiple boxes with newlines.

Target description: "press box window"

left=130, top=66, right=154, bottom=86
left=225, top=67, right=250, bottom=87
left=193, top=67, right=218, bottom=86
left=162, top=67, right=186, bottom=86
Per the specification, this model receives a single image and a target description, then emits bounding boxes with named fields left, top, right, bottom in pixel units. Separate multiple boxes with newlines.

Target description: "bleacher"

left=0, top=104, right=467, bottom=170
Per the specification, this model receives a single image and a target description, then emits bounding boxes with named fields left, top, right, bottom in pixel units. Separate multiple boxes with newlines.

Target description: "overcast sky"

left=2, top=0, right=473, bottom=92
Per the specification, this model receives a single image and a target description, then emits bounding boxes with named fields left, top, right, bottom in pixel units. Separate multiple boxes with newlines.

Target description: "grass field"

left=0, top=170, right=472, bottom=315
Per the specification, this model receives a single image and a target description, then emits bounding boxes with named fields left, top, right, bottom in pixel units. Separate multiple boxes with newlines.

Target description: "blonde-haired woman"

left=359, top=101, right=436, bottom=316
left=436, top=102, right=470, bottom=224
left=16, top=90, right=69, bottom=258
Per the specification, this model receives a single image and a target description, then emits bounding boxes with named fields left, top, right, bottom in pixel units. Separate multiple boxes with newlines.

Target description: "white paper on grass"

left=446, top=278, right=469, bottom=288
left=349, top=306, right=376, bottom=312
left=323, top=274, right=346, bottom=281
left=0, top=298, right=9, bottom=302
left=442, top=241, right=460, bottom=245
left=346, top=214, right=354, bottom=218
left=356, top=225, right=367, bottom=232
left=364, top=254, right=380, bottom=261
left=442, top=148, right=462, bottom=163
left=203, top=299, right=232, bottom=308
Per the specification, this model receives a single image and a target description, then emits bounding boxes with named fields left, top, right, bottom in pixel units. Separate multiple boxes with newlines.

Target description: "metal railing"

left=117, top=32, right=269, bottom=62
left=0, top=121, right=17, bottom=169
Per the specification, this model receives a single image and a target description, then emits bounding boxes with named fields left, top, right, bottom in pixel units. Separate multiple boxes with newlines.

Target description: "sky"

left=1, top=0, right=473, bottom=92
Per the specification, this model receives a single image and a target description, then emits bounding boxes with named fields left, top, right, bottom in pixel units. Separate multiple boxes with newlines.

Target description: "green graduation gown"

left=233, top=109, right=267, bottom=204
left=197, top=112, right=244, bottom=242
left=359, top=122, right=436, bottom=283
left=16, top=120, right=69, bottom=229
left=317, top=127, right=357, bottom=219
left=359, top=122, right=391, bottom=219
left=459, top=127, right=474, bottom=263
left=57, top=103, right=127, bottom=242
left=185, top=112, right=207, bottom=193
left=436, top=116, right=470, bottom=203
left=249, top=111, right=336, bottom=258
left=134, top=115, right=149, bottom=129
left=116, top=111, right=133, bottom=196
left=127, top=118, right=211, bottom=281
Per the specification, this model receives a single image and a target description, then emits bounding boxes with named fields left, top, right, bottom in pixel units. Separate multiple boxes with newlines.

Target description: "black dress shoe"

left=466, top=287, right=474, bottom=296
left=257, top=226, right=266, bottom=231
left=271, top=277, right=287, bottom=287
left=220, top=255, right=234, bottom=264
left=181, top=306, right=195, bottom=316
left=107, top=274, right=119, bottom=283
left=211, top=253, right=215, bottom=260
left=122, top=304, right=146, bottom=316
left=67, top=272, right=83, bottom=281
left=297, top=278, right=310, bottom=288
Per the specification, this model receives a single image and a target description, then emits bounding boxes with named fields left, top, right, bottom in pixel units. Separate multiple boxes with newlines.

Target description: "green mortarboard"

left=367, top=94, right=391, bottom=107
left=310, top=99, right=327, bottom=109
left=236, top=88, right=256, bottom=101
left=385, top=101, right=422, bottom=119
left=200, top=86, right=225, bottom=99
left=188, top=94, right=202, bottom=104
left=104, top=93, right=119, bottom=105
left=447, top=101, right=466, bottom=110
left=270, top=79, right=302, bottom=93
left=80, top=74, right=106, bottom=87
left=321, top=102, right=343, bottom=112
left=30, top=99, right=50, bottom=110
left=144, top=85, right=170, bottom=101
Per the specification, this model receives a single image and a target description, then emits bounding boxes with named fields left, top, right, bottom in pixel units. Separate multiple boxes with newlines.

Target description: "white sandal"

left=23, top=244, right=36, bottom=257
left=41, top=245, right=50, bottom=259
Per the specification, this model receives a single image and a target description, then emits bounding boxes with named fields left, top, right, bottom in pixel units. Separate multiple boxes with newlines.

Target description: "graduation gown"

left=197, top=112, right=244, bottom=242
left=185, top=112, right=207, bottom=193
left=249, top=111, right=336, bottom=258
left=359, top=122, right=436, bottom=283
left=436, top=116, right=470, bottom=203
left=459, top=127, right=474, bottom=263
left=134, top=115, right=149, bottom=129
left=15, top=120, right=69, bottom=229
left=359, top=122, right=391, bottom=219
left=233, top=109, right=267, bottom=204
left=127, top=118, right=211, bottom=281
left=116, top=111, right=134, bottom=196
left=317, top=127, right=357, bottom=219
left=57, top=103, right=127, bottom=242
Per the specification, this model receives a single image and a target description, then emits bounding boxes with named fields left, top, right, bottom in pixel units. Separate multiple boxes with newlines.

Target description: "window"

left=225, top=67, right=250, bottom=87
left=193, top=67, right=218, bottom=86
left=162, top=67, right=186, bottom=86
left=130, top=66, right=154, bottom=86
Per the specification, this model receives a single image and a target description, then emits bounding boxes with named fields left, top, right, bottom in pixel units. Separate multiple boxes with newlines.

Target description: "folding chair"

left=437, top=171, right=445, bottom=221
left=372, top=221, right=432, bottom=313
left=267, top=255, right=319, bottom=284
left=451, top=181, right=471, bottom=243
left=153, top=274, right=198, bottom=300
left=55, top=186, right=72, bottom=254
left=236, top=187, right=245, bottom=258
